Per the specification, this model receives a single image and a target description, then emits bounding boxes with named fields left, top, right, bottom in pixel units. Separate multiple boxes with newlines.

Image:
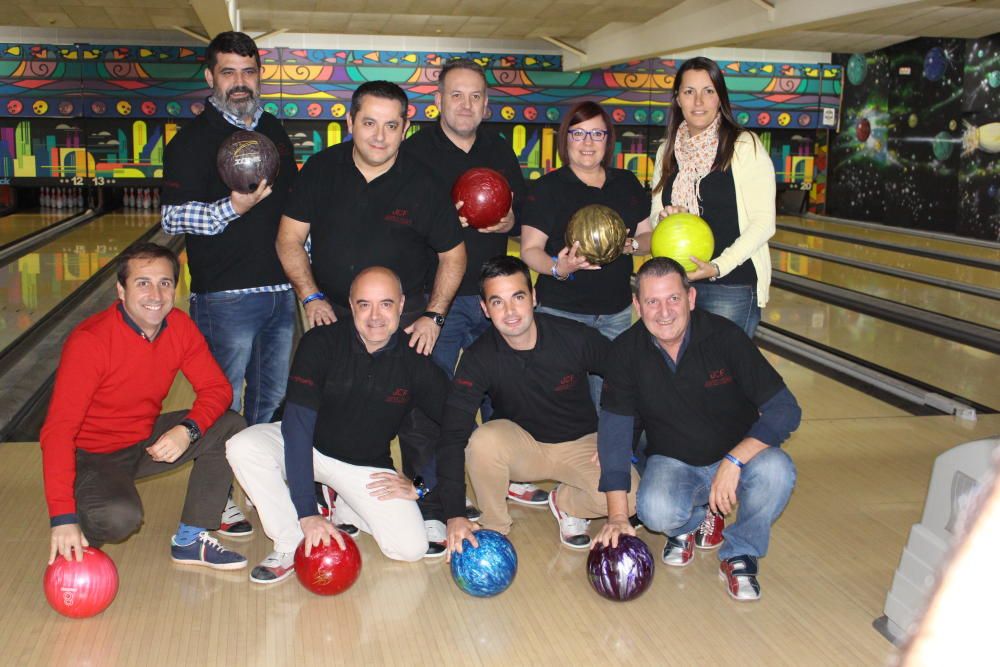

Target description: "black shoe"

left=465, top=497, right=482, bottom=522
left=336, top=523, right=359, bottom=536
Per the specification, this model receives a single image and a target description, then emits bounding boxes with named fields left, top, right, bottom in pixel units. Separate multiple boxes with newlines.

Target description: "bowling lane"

left=779, top=214, right=1000, bottom=263
left=764, top=287, right=1000, bottom=410
left=0, top=210, right=78, bottom=247
left=771, top=247, right=1000, bottom=329
left=0, top=210, right=161, bottom=352
left=773, top=227, right=999, bottom=289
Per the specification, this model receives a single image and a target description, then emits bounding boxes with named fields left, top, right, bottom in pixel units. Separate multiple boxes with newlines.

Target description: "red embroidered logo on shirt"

left=454, top=378, right=473, bottom=388
left=289, top=375, right=315, bottom=387
left=385, top=208, right=412, bottom=225
left=385, top=388, right=411, bottom=404
left=554, top=374, right=577, bottom=392
left=704, top=368, right=734, bottom=388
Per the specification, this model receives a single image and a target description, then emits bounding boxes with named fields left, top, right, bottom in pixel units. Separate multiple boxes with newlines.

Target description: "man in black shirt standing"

left=595, top=257, right=800, bottom=602
left=276, top=81, right=466, bottom=555
left=438, top=256, right=638, bottom=553
left=401, top=59, right=545, bottom=510
left=226, top=267, right=452, bottom=583
left=162, top=31, right=298, bottom=536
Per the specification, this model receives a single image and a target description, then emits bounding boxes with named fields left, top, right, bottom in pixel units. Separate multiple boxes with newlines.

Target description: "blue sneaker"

left=171, top=531, right=247, bottom=570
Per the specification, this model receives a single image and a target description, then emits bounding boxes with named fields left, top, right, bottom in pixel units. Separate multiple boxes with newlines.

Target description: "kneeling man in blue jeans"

left=595, top=257, right=800, bottom=601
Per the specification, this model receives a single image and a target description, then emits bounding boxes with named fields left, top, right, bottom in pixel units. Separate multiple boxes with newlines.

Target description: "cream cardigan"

left=648, top=130, right=776, bottom=307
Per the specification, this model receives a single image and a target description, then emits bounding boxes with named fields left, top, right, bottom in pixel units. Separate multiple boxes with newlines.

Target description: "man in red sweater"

left=42, top=243, right=248, bottom=569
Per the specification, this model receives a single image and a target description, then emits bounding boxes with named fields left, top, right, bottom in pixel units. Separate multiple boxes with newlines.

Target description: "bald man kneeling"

left=226, top=267, right=451, bottom=584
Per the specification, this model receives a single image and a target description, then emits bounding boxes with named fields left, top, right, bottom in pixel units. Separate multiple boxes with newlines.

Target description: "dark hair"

left=438, top=58, right=487, bottom=89
left=205, top=31, right=260, bottom=70
left=117, top=242, right=180, bottom=286
left=350, top=81, right=409, bottom=122
left=652, top=57, right=744, bottom=196
left=479, top=255, right=532, bottom=301
left=633, top=257, right=691, bottom=296
left=556, top=101, right=616, bottom=168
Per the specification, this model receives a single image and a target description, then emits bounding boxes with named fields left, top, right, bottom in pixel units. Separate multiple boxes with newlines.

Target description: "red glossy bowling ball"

left=294, top=533, right=362, bottom=596
left=451, top=168, right=512, bottom=229
left=43, top=547, right=119, bottom=618
left=216, top=130, right=280, bottom=194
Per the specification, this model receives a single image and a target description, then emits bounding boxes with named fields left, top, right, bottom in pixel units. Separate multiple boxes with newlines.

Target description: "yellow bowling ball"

left=650, top=213, right=715, bottom=273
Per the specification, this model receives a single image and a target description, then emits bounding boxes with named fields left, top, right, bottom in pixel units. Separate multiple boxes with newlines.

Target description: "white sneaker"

left=218, top=495, right=253, bottom=537
left=250, top=550, right=296, bottom=585
left=547, top=485, right=592, bottom=549
left=424, top=519, right=447, bottom=559
left=507, top=482, right=549, bottom=506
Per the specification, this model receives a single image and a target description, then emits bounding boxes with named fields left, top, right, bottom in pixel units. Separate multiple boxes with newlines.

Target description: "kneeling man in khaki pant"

left=437, top=256, right=638, bottom=553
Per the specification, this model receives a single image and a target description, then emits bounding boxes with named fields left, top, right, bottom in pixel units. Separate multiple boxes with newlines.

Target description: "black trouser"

left=74, top=410, right=246, bottom=545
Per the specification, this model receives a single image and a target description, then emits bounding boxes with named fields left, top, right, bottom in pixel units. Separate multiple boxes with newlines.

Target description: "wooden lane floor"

left=778, top=215, right=1000, bottom=264
left=773, top=228, right=999, bottom=289
left=9, top=350, right=998, bottom=666
left=0, top=211, right=160, bottom=352
left=0, top=209, right=80, bottom=247
left=765, top=288, right=1000, bottom=410
left=770, top=247, right=1000, bottom=329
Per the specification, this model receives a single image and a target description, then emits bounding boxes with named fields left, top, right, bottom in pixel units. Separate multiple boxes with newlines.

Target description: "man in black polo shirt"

left=276, top=80, right=466, bottom=555
left=226, top=267, right=452, bottom=583
left=437, top=256, right=638, bottom=553
left=162, top=31, right=298, bottom=536
left=595, top=257, right=799, bottom=602
left=401, top=58, right=545, bottom=510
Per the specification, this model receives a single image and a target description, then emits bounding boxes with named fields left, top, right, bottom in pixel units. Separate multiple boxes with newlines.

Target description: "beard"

left=212, top=85, right=258, bottom=119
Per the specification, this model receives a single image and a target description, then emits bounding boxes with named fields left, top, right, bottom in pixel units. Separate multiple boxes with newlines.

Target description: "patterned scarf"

left=671, top=115, right=721, bottom=216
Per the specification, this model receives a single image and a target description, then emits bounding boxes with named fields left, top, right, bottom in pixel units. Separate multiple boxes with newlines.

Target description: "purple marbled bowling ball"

left=587, top=534, right=654, bottom=602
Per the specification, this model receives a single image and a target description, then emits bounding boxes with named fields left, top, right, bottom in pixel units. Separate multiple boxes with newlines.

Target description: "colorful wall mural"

left=829, top=36, right=999, bottom=240
left=0, top=42, right=840, bottom=203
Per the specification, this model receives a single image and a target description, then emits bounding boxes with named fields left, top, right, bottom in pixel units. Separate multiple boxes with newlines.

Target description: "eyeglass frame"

left=567, top=128, right=610, bottom=142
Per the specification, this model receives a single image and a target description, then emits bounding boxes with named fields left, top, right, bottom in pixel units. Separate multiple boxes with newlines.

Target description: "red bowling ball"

left=294, top=533, right=362, bottom=596
left=43, top=547, right=119, bottom=618
left=451, top=168, right=512, bottom=229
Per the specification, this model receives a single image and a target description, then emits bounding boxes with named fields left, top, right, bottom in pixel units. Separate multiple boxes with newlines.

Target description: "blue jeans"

left=534, top=305, right=632, bottom=409
left=636, top=449, right=796, bottom=560
left=190, top=289, right=296, bottom=426
left=432, top=295, right=492, bottom=379
left=694, top=282, right=761, bottom=337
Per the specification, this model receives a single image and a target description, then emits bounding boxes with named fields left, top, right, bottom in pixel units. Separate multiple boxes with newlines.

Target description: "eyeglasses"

left=568, top=129, right=609, bottom=142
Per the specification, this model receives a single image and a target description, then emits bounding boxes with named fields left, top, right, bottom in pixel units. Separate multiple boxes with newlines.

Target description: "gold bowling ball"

left=565, top=204, right=628, bottom=265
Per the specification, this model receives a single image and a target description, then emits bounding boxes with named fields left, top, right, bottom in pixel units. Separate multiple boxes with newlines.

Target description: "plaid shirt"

left=161, top=98, right=291, bottom=295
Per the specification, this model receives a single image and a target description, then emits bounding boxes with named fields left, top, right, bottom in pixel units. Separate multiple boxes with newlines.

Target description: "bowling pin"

left=142, top=187, right=151, bottom=210
left=40, top=187, right=48, bottom=208
left=124, top=187, right=132, bottom=209
left=151, top=187, right=160, bottom=210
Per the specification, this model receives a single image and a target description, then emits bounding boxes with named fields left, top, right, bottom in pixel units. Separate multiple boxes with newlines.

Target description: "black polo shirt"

left=436, top=313, right=610, bottom=518
left=522, top=166, right=648, bottom=315
left=285, top=319, right=450, bottom=470
left=658, top=170, right=757, bottom=286
left=401, top=123, right=528, bottom=296
left=602, top=308, right=786, bottom=466
left=283, top=141, right=464, bottom=308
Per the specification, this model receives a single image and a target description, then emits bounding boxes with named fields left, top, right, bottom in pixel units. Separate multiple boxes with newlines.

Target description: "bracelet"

left=413, top=476, right=428, bottom=499
left=724, top=453, right=744, bottom=469
left=301, top=292, right=325, bottom=306
left=708, top=262, right=721, bottom=282
left=551, top=256, right=568, bottom=281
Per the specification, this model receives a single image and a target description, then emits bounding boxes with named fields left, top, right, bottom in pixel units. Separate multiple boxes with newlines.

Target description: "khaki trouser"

left=466, top=419, right=638, bottom=534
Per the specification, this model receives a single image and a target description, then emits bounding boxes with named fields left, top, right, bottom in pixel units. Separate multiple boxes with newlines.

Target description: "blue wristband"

left=301, top=292, right=325, bottom=306
left=724, top=453, right=744, bottom=468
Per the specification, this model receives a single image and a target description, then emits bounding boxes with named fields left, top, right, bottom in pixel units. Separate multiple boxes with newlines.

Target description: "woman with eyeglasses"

left=520, top=100, right=652, bottom=405
left=649, top=56, right=776, bottom=337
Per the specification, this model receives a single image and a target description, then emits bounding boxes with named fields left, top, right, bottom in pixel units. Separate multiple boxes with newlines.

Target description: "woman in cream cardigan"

left=649, top=56, right=776, bottom=336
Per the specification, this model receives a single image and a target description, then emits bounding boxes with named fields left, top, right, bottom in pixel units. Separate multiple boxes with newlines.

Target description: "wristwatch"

left=180, top=418, right=202, bottom=443
left=708, top=262, right=721, bottom=282
left=423, top=311, right=446, bottom=327
left=627, top=238, right=639, bottom=254
left=413, top=476, right=428, bottom=499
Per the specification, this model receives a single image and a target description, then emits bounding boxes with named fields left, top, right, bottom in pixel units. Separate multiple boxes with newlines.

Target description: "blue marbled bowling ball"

left=450, top=530, right=517, bottom=598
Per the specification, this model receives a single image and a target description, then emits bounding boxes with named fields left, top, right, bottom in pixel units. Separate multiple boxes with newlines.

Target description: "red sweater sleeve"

left=177, top=315, right=233, bottom=433
left=40, top=328, right=107, bottom=518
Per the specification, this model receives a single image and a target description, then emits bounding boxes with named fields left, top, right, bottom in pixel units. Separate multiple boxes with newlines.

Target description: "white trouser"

left=226, top=422, right=427, bottom=562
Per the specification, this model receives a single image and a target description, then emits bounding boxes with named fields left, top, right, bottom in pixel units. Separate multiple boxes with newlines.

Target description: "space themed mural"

left=830, top=36, right=999, bottom=241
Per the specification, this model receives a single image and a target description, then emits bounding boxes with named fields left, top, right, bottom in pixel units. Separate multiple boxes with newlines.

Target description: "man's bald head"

left=349, top=266, right=403, bottom=301
left=349, top=266, right=405, bottom=353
